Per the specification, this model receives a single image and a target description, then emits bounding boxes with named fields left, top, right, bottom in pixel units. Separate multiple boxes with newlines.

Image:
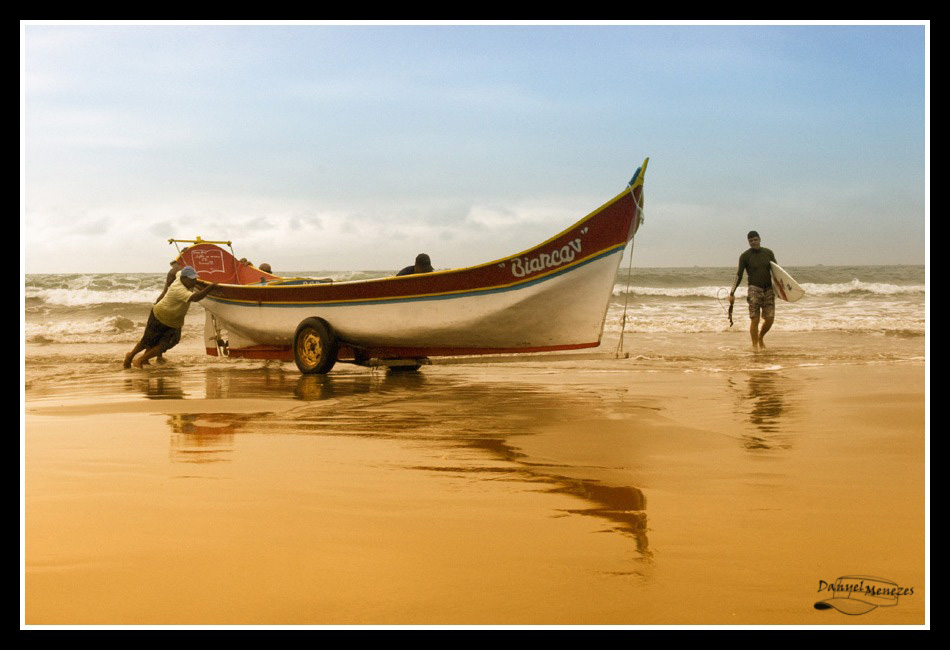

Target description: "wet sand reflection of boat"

left=175, top=159, right=649, bottom=374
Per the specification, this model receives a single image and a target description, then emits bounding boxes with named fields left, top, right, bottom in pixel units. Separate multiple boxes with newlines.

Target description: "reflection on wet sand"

left=125, top=368, right=187, bottom=400
left=414, top=434, right=651, bottom=557
left=167, top=413, right=239, bottom=464
left=206, top=364, right=305, bottom=400
left=728, top=370, right=797, bottom=451
left=163, top=367, right=652, bottom=560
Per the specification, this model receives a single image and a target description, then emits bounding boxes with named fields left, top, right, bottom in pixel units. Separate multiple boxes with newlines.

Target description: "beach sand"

left=23, top=334, right=927, bottom=626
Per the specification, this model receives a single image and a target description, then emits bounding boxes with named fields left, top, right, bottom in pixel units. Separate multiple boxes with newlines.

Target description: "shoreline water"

left=25, top=265, right=926, bottom=342
left=22, top=266, right=928, bottom=627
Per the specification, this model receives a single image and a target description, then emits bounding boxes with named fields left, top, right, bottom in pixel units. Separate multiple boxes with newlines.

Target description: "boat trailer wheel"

left=293, top=317, right=339, bottom=375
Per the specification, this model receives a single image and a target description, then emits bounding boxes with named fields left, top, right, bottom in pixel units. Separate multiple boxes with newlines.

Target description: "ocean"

left=23, top=265, right=926, bottom=384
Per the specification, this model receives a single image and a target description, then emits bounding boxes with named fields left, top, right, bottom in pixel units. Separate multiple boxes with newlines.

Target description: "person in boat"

left=395, top=253, right=434, bottom=276
left=727, top=231, right=777, bottom=349
left=259, top=262, right=272, bottom=273
left=123, top=266, right=218, bottom=369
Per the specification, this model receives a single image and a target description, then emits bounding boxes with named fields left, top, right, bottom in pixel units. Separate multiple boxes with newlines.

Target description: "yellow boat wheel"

left=293, top=317, right=339, bottom=374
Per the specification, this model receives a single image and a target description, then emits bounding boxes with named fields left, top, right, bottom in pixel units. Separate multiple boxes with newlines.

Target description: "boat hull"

left=204, top=245, right=624, bottom=355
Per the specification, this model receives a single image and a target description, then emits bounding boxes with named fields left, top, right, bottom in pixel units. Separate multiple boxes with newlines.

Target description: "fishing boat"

left=174, top=158, right=649, bottom=374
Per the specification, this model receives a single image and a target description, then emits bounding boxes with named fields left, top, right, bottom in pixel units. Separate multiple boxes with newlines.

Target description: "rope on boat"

left=615, top=189, right=644, bottom=358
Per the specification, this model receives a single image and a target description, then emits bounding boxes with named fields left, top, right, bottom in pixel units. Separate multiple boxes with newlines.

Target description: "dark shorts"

left=140, top=311, right=182, bottom=352
left=747, top=286, right=775, bottom=320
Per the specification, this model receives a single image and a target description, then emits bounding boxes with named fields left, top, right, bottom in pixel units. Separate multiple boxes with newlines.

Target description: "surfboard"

left=770, top=261, right=805, bottom=302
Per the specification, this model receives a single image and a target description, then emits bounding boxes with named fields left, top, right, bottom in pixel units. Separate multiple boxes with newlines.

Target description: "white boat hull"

left=203, top=247, right=623, bottom=353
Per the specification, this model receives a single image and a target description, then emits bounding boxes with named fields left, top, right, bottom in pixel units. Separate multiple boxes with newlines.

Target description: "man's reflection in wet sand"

left=728, top=370, right=796, bottom=451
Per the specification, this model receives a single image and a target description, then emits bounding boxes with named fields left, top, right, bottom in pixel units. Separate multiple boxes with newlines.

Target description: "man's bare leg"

left=132, top=344, right=163, bottom=369
left=124, top=342, right=145, bottom=368
left=757, top=317, right=774, bottom=348
left=749, top=316, right=761, bottom=349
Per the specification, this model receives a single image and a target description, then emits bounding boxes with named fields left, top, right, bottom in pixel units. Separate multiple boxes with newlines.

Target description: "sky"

left=21, top=21, right=929, bottom=274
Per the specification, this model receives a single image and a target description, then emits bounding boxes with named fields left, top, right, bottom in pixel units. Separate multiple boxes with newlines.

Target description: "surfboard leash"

left=717, top=288, right=734, bottom=327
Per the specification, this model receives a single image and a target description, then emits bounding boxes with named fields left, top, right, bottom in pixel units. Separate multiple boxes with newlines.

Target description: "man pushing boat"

left=123, top=266, right=218, bottom=369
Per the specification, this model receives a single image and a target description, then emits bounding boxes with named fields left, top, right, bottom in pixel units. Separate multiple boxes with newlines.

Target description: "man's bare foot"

left=156, top=356, right=167, bottom=365
left=123, top=353, right=134, bottom=369
left=132, top=358, right=151, bottom=369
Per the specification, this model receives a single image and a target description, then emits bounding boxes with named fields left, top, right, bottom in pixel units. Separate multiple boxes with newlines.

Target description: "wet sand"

left=23, top=342, right=927, bottom=626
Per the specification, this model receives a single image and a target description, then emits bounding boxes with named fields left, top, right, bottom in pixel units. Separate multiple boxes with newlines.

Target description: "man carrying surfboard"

left=728, top=231, right=777, bottom=349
